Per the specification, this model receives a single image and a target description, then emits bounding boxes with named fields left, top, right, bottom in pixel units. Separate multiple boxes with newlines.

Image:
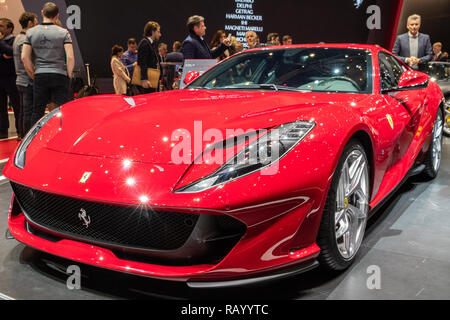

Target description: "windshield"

left=187, top=47, right=373, bottom=94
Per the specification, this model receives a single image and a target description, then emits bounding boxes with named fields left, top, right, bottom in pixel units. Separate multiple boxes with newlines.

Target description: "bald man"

left=245, top=30, right=263, bottom=49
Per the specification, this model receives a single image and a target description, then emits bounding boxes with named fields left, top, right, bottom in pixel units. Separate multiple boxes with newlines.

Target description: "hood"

left=45, top=90, right=364, bottom=164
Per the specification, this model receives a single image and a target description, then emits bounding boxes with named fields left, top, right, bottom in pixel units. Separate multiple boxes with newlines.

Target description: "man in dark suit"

left=0, top=18, right=20, bottom=139
left=158, top=43, right=167, bottom=63
left=432, top=42, right=448, bottom=62
left=137, top=21, right=161, bottom=94
left=182, top=15, right=231, bottom=61
left=392, top=14, right=433, bottom=70
left=162, top=41, right=183, bottom=90
left=166, top=41, right=183, bottom=63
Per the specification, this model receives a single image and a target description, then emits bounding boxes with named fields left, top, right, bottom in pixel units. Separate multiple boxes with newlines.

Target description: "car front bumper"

left=8, top=192, right=321, bottom=285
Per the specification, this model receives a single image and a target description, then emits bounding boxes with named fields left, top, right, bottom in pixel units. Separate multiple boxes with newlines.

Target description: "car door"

left=380, top=52, right=427, bottom=117
left=378, top=52, right=423, bottom=164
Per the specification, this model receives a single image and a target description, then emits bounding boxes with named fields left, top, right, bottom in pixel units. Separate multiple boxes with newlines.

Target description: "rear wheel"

left=423, top=108, right=444, bottom=179
left=317, top=140, right=370, bottom=271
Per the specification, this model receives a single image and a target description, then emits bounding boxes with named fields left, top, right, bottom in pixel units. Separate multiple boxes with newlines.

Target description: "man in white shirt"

left=137, top=21, right=162, bottom=93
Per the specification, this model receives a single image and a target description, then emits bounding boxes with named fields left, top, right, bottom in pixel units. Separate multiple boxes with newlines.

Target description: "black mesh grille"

left=11, top=183, right=199, bottom=251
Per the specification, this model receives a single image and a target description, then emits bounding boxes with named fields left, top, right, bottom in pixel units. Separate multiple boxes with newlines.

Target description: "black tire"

left=317, top=139, right=369, bottom=271
left=422, top=108, right=444, bottom=179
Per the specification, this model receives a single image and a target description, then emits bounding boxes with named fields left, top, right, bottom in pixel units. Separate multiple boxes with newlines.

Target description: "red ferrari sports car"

left=4, top=44, right=445, bottom=287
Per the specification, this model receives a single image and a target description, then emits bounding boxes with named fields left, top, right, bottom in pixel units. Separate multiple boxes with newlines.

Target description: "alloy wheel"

left=432, top=109, right=444, bottom=172
left=335, top=150, right=369, bottom=260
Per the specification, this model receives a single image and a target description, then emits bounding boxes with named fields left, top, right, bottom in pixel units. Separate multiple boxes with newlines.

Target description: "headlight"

left=15, top=108, right=61, bottom=169
left=175, top=121, right=315, bottom=193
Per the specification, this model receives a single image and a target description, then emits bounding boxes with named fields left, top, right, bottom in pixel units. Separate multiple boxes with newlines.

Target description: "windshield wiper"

left=222, top=84, right=310, bottom=92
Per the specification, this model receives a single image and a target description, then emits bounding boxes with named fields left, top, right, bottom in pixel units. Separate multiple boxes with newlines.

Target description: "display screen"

left=76, top=0, right=382, bottom=76
left=19, top=0, right=383, bottom=77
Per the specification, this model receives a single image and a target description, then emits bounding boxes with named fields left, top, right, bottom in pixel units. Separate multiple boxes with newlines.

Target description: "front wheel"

left=317, top=140, right=370, bottom=271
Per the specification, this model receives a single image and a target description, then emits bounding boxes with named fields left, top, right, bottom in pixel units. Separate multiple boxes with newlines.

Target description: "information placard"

left=180, top=59, right=218, bottom=89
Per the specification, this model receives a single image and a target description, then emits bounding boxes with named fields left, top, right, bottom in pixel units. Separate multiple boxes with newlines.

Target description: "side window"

left=379, top=53, right=396, bottom=90
left=386, top=54, right=406, bottom=83
left=379, top=52, right=407, bottom=91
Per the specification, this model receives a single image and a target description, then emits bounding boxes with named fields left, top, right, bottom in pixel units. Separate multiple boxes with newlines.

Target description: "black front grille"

left=11, top=183, right=199, bottom=251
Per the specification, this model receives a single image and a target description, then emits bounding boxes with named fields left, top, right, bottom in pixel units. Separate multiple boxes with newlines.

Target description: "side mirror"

left=183, top=71, right=200, bottom=85
left=397, top=70, right=429, bottom=89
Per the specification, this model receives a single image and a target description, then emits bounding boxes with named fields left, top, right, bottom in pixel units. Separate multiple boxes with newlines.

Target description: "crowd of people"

left=0, top=2, right=73, bottom=140
left=0, top=2, right=448, bottom=141
left=110, top=15, right=296, bottom=95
